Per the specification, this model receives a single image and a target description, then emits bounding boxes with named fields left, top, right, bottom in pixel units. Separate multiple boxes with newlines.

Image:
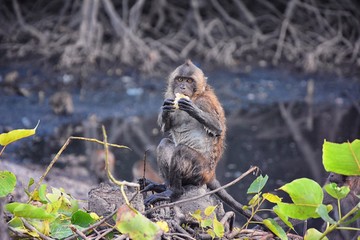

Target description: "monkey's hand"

left=178, top=98, right=222, bottom=136
left=162, top=99, right=175, bottom=114
left=144, top=189, right=173, bottom=206
left=159, top=99, right=176, bottom=132
left=139, top=178, right=167, bottom=193
left=177, top=98, right=198, bottom=115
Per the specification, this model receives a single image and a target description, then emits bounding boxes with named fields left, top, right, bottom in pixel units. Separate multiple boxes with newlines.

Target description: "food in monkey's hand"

left=174, top=93, right=190, bottom=109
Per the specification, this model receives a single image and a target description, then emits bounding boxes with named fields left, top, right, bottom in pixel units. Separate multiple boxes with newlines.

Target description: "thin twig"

left=31, top=135, right=134, bottom=198
left=70, top=225, right=88, bottom=239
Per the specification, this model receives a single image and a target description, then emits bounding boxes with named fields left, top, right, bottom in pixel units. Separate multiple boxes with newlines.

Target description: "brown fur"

left=157, top=60, right=226, bottom=198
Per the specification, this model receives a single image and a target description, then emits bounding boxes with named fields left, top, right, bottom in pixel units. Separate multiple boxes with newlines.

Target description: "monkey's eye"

left=177, top=77, right=183, bottom=82
left=186, top=78, right=194, bottom=83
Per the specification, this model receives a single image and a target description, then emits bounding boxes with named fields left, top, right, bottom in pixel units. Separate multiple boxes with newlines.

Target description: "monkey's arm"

left=178, top=98, right=222, bottom=136
left=158, top=99, right=175, bottom=132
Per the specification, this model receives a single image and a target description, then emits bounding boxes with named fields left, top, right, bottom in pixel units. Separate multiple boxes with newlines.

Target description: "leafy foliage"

left=1, top=125, right=359, bottom=239
left=190, top=205, right=225, bottom=238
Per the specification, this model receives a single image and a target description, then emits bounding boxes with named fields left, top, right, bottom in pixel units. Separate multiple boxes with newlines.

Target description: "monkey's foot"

left=138, top=178, right=167, bottom=193
left=144, top=189, right=173, bottom=206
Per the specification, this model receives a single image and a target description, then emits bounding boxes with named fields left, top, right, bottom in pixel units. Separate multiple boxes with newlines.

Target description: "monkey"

left=141, top=60, right=226, bottom=205
left=140, top=60, right=265, bottom=225
left=322, top=173, right=360, bottom=240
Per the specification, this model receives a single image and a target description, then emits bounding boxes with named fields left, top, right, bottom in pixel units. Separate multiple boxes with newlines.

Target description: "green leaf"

left=201, top=219, right=212, bottom=228
left=263, top=193, right=282, bottom=203
left=247, top=175, right=268, bottom=194
left=5, top=202, right=55, bottom=220
left=324, top=183, right=350, bottom=200
left=50, top=217, right=73, bottom=239
left=204, top=205, right=217, bottom=216
left=0, top=171, right=16, bottom=197
left=25, top=178, right=35, bottom=196
left=276, top=202, right=319, bottom=220
left=27, top=178, right=35, bottom=189
left=273, top=205, right=294, bottom=230
left=263, top=218, right=288, bottom=240
left=115, top=204, right=162, bottom=240
left=0, top=121, right=39, bottom=146
left=38, top=184, right=48, bottom=203
left=279, top=178, right=323, bottom=205
left=71, top=210, right=96, bottom=227
left=322, top=140, right=360, bottom=175
left=213, top=217, right=224, bottom=238
left=316, top=204, right=335, bottom=224
left=304, top=228, right=328, bottom=240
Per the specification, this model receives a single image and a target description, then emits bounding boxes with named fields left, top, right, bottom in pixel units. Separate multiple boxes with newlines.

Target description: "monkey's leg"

left=143, top=138, right=175, bottom=205
left=168, top=145, right=209, bottom=197
left=145, top=143, right=209, bottom=205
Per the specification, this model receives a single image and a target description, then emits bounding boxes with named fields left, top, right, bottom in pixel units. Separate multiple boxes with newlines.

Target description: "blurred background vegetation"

left=0, top=0, right=359, bottom=74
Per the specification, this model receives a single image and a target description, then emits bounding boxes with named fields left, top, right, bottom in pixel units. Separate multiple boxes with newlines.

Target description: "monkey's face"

left=173, top=76, right=197, bottom=98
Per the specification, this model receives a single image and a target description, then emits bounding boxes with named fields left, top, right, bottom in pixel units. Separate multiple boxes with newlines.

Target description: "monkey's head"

left=166, top=60, right=207, bottom=99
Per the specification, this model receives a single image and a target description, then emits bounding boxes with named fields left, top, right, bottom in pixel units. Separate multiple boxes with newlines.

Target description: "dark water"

left=1, top=64, right=360, bottom=211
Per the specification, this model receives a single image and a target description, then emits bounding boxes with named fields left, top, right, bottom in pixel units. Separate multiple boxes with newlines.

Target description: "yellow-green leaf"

left=304, top=228, right=328, bottom=240
left=115, top=204, right=162, bottom=240
left=324, top=183, right=350, bottom=200
left=204, top=205, right=217, bottom=216
left=0, top=171, right=16, bottom=197
left=156, top=221, right=169, bottom=233
left=213, top=217, right=224, bottom=238
left=263, top=218, right=288, bottom=240
left=322, top=140, right=360, bottom=175
left=279, top=178, right=323, bottom=205
left=5, top=202, right=55, bottom=220
left=276, top=202, right=319, bottom=220
left=273, top=205, right=294, bottom=231
left=263, top=193, right=282, bottom=203
left=201, top=219, right=212, bottom=228
left=190, top=209, right=202, bottom=222
left=90, top=212, right=100, bottom=221
left=0, top=121, right=39, bottom=146
left=247, top=175, right=268, bottom=194
left=248, top=193, right=261, bottom=206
